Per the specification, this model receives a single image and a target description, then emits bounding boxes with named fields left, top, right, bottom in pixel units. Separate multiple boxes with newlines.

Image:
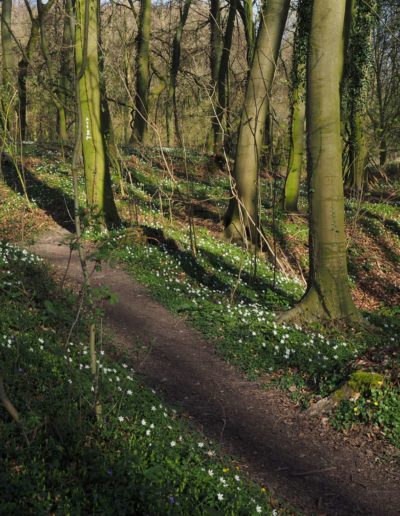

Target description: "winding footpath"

left=31, top=227, right=400, bottom=516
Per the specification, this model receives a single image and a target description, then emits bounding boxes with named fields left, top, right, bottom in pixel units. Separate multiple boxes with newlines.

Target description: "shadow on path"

left=30, top=227, right=400, bottom=516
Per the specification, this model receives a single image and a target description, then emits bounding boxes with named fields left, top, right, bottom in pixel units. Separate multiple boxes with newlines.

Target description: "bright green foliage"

left=332, top=387, right=400, bottom=448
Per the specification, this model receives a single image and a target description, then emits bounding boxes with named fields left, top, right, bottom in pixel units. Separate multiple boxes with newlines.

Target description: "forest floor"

left=1, top=144, right=400, bottom=514
left=30, top=225, right=400, bottom=516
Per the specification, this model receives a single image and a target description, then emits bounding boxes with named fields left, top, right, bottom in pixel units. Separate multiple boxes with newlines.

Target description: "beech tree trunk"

left=131, top=0, right=151, bottom=145
left=209, top=0, right=223, bottom=152
left=224, top=0, right=290, bottom=244
left=166, top=0, right=192, bottom=147
left=1, top=0, right=13, bottom=87
left=280, top=0, right=359, bottom=323
left=282, top=0, right=311, bottom=212
left=215, top=0, right=237, bottom=154
left=38, top=0, right=68, bottom=146
left=282, top=85, right=305, bottom=211
left=75, top=0, right=120, bottom=227
left=18, top=19, right=40, bottom=141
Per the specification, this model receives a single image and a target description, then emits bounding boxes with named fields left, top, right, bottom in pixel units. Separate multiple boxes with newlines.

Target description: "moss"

left=348, top=370, right=384, bottom=393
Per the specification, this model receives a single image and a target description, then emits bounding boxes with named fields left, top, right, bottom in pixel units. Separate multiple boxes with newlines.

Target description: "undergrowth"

left=0, top=241, right=289, bottom=514
left=2, top=144, right=400, bottom=449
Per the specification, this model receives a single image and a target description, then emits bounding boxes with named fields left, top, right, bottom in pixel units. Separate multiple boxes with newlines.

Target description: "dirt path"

left=31, top=228, right=400, bottom=516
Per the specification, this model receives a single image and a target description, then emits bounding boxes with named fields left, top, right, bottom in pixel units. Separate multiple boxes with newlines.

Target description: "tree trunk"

left=1, top=0, right=14, bottom=134
left=166, top=0, right=192, bottom=147
left=281, top=0, right=311, bottom=212
left=131, top=0, right=151, bottom=145
left=1, top=0, right=13, bottom=87
left=349, top=111, right=367, bottom=192
left=75, top=0, right=120, bottom=227
left=38, top=0, right=68, bottom=147
left=17, top=19, right=40, bottom=141
left=209, top=0, right=223, bottom=152
left=282, top=85, right=305, bottom=211
left=215, top=0, right=237, bottom=154
left=224, top=0, right=290, bottom=244
left=280, top=0, right=359, bottom=323
left=243, top=0, right=254, bottom=67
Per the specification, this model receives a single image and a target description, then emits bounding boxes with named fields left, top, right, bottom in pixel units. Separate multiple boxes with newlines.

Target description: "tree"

left=237, top=0, right=255, bottom=67
left=74, top=0, right=120, bottom=227
left=1, top=0, right=14, bottom=133
left=279, top=0, right=359, bottom=323
left=224, top=0, right=290, bottom=244
left=131, top=0, right=151, bottom=145
left=215, top=0, right=237, bottom=154
left=1, top=0, right=13, bottom=88
left=368, top=0, right=400, bottom=166
left=281, top=0, right=311, bottom=212
left=166, top=0, right=192, bottom=147
left=37, top=0, right=69, bottom=147
left=341, top=0, right=375, bottom=192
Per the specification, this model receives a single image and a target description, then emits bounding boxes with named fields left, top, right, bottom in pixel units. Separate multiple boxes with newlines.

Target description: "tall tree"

left=280, top=0, right=358, bottom=323
left=37, top=0, right=68, bottom=147
left=131, top=0, right=151, bottom=145
left=215, top=0, right=237, bottom=154
left=74, top=0, right=120, bottom=227
left=166, top=0, right=192, bottom=147
left=281, top=0, right=311, bottom=212
left=209, top=0, right=223, bottom=151
left=224, top=0, right=290, bottom=244
left=1, top=0, right=13, bottom=88
left=342, top=0, right=375, bottom=192
left=241, top=0, right=255, bottom=67
left=1, top=0, right=14, bottom=132
left=368, top=0, right=400, bottom=166
left=17, top=4, right=40, bottom=141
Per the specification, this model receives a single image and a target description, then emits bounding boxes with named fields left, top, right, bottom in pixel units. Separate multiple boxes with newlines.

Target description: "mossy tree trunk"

left=282, top=86, right=305, bottom=211
left=1, top=0, right=14, bottom=134
left=75, top=0, right=120, bottom=227
left=224, top=0, right=290, bottom=245
left=279, top=0, right=359, bottom=323
left=242, top=0, right=255, bottom=67
left=342, top=0, right=375, bottom=192
left=1, top=0, right=13, bottom=88
left=281, top=0, right=311, bottom=212
left=131, top=0, right=151, bottom=145
left=166, top=0, right=192, bottom=147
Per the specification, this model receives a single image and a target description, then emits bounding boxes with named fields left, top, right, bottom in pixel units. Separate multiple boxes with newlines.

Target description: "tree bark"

left=282, top=85, right=305, bottom=211
left=209, top=0, right=223, bottom=151
left=224, top=0, right=290, bottom=244
left=1, top=0, right=13, bottom=87
left=38, top=0, right=68, bottom=146
left=131, top=0, right=151, bottom=145
left=282, top=0, right=311, bottom=212
left=279, top=0, right=359, bottom=323
left=166, top=0, right=192, bottom=147
left=17, top=19, right=40, bottom=141
left=75, top=0, right=120, bottom=227
left=215, top=0, right=237, bottom=154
